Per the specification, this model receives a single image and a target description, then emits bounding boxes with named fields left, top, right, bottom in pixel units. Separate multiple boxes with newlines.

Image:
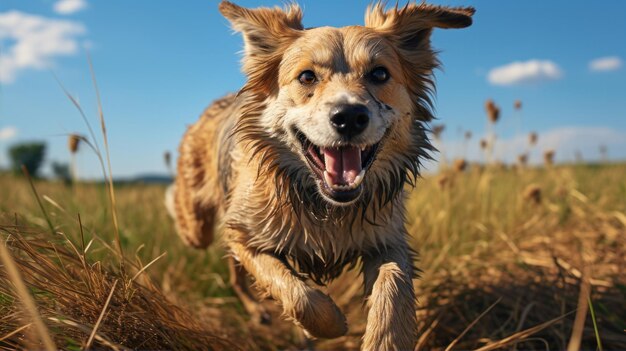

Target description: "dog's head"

left=220, top=1, right=473, bottom=207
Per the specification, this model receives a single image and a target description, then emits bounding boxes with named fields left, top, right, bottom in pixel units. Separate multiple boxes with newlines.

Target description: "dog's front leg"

left=227, top=239, right=347, bottom=339
left=362, top=242, right=417, bottom=351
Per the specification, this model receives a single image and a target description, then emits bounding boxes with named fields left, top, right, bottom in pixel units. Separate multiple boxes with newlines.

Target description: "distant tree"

left=8, top=142, right=46, bottom=177
left=51, top=161, right=71, bottom=184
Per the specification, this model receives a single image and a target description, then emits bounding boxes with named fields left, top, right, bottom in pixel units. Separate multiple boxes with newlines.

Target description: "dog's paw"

left=248, top=303, right=272, bottom=325
left=178, top=230, right=213, bottom=249
left=286, top=287, right=347, bottom=339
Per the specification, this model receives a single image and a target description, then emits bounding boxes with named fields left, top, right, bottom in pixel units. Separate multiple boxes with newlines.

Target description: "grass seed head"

left=480, top=139, right=488, bottom=150
left=523, top=184, right=542, bottom=204
left=164, top=151, right=172, bottom=169
left=485, top=99, right=500, bottom=123
left=517, top=153, right=528, bottom=166
left=599, top=144, right=608, bottom=161
left=489, top=106, right=500, bottom=123
left=529, top=132, right=538, bottom=146
left=432, top=124, right=445, bottom=140
left=544, top=150, right=555, bottom=166
left=485, top=98, right=495, bottom=112
left=68, top=134, right=81, bottom=154
left=436, top=174, right=450, bottom=189
left=453, top=158, right=467, bottom=173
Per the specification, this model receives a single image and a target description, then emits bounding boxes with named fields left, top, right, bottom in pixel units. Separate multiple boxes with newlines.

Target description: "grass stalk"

left=567, top=265, right=591, bottom=351
left=0, top=242, right=56, bottom=350
left=86, top=52, right=124, bottom=269
left=444, top=297, right=502, bottom=351
left=475, top=311, right=575, bottom=351
left=54, top=58, right=124, bottom=268
left=84, top=279, right=118, bottom=350
left=21, top=166, right=55, bottom=236
left=588, top=296, right=603, bottom=351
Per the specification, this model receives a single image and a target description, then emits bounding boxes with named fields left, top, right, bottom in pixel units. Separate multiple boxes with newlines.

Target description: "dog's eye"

left=298, top=70, right=317, bottom=85
left=369, top=67, right=390, bottom=84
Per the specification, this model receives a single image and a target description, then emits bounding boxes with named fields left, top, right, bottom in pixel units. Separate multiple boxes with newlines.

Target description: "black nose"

left=329, top=104, right=370, bottom=137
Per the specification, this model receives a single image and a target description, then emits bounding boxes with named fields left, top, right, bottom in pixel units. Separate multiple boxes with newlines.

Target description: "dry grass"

left=0, top=222, right=245, bottom=350
left=1, top=163, right=625, bottom=350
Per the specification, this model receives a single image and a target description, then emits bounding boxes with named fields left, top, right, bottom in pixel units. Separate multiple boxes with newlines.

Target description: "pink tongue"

left=322, top=146, right=362, bottom=185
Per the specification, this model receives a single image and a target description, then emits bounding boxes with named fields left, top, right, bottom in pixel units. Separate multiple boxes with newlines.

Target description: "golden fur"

left=170, top=1, right=473, bottom=349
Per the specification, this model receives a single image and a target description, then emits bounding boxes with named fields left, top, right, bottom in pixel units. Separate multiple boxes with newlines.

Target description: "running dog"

left=169, top=2, right=473, bottom=349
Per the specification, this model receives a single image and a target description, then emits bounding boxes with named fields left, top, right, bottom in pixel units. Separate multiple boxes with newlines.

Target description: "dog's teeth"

left=351, top=170, right=366, bottom=187
left=332, top=184, right=350, bottom=191
left=324, top=171, right=333, bottom=186
left=326, top=169, right=367, bottom=191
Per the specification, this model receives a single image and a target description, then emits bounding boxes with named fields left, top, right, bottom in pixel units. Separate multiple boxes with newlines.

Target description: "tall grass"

left=1, top=162, right=625, bottom=350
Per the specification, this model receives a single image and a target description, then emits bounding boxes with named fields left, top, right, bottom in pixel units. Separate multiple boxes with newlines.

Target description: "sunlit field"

left=2, top=1, right=626, bottom=349
left=1, top=161, right=624, bottom=350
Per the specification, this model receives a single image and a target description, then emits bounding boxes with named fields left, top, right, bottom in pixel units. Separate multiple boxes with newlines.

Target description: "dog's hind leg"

left=171, top=109, right=228, bottom=249
left=228, top=256, right=271, bottom=324
left=172, top=178, right=216, bottom=249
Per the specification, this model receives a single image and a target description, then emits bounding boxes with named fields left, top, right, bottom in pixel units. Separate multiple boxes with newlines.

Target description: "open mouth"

left=295, top=130, right=380, bottom=203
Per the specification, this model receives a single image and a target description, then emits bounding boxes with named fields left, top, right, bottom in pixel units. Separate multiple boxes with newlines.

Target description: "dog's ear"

left=365, top=3, right=474, bottom=121
left=365, top=2, right=474, bottom=53
left=219, top=1, right=304, bottom=95
left=365, top=2, right=474, bottom=36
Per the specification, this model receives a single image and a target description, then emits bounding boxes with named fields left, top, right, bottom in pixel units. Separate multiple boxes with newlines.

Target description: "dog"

left=169, top=1, right=473, bottom=349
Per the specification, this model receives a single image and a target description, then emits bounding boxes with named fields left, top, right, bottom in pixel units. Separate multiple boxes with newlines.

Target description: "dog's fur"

left=170, top=2, right=473, bottom=349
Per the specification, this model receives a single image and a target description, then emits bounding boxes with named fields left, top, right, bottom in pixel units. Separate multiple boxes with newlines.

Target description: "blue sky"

left=1, top=0, right=625, bottom=178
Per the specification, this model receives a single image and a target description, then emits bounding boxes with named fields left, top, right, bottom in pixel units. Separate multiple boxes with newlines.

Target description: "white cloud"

left=0, top=126, right=17, bottom=140
left=496, top=127, right=625, bottom=160
left=589, top=56, right=622, bottom=72
left=0, top=10, right=85, bottom=83
left=488, top=60, right=563, bottom=86
left=53, top=0, right=88, bottom=15
left=430, top=126, right=626, bottom=169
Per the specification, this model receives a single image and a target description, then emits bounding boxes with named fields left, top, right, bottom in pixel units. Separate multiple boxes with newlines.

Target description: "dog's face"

left=220, top=1, right=473, bottom=206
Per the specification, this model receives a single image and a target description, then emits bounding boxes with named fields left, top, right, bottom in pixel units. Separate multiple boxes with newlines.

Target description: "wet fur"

left=171, top=2, right=473, bottom=349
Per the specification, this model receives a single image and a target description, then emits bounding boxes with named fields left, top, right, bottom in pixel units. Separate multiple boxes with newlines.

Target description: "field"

left=1, top=163, right=625, bottom=350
